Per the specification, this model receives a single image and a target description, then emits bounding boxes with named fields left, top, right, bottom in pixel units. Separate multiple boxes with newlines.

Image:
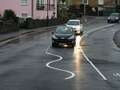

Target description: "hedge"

left=19, top=18, right=68, bottom=29
left=0, top=19, right=19, bottom=33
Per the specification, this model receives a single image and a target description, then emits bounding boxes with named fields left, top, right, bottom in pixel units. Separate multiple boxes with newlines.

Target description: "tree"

left=3, top=9, right=18, bottom=23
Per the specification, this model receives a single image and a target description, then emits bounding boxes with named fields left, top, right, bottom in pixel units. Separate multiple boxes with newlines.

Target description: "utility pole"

left=115, top=0, right=118, bottom=12
left=31, top=0, right=34, bottom=18
left=84, top=0, right=86, bottom=17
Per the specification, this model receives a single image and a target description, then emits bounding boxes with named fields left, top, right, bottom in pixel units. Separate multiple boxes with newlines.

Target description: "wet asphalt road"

left=0, top=19, right=120, bottom=90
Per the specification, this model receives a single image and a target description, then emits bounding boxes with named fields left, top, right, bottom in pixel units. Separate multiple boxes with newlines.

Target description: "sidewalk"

left=0, top=26, right=56, bottom=42
left=113, top=29, right=120, bottom=48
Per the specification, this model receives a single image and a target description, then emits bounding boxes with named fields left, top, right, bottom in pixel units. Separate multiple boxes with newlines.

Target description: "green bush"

left=0, top=20, right=3, bottom=30
left=19, top=18, right=65, bottom=29
left=3, top=9, right=18, bottom=23
left=0, top=10, right=19, bottom=33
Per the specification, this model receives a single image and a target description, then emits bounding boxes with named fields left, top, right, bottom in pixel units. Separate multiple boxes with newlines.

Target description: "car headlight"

left=76, top=27, right=80, bottom=30
left=68, top=35, right=75, bottom=40
left=52, top=35, right=58, bottom=39
left=115, top=17, right=119, bottom=20
left=108, top=17, right=110, bottom=19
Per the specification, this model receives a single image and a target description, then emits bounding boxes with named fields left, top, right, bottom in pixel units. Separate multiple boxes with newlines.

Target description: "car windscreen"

left=67, top=21, right=79, bottom=25
left=55, top=27, right=73, bottom=34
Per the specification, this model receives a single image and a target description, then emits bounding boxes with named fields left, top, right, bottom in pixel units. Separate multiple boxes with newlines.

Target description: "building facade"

left=0, top=0, right=57, bottom=19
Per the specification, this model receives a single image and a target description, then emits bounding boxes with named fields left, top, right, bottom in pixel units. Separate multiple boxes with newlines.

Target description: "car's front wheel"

left=107, top=20, right=110, bottom=23
left=80, top=31, right=83, bottom=35
left=71, top=42, right=75, bottom=47
left=52, top=43, right=57, bottom=47
left=117, top=20, right=119, bottom=23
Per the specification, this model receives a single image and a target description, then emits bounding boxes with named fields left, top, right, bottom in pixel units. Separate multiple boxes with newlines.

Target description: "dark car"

left=52, top=26, right=75, bottom=47
left=107, top=13, right=120, bottom=23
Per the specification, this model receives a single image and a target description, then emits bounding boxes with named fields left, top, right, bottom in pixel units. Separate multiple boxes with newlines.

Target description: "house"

left=86, top=0, right=120, bottom=15
left=65, top=0, right=120, bottom=16
left=0, top=0, right=57, bottom=19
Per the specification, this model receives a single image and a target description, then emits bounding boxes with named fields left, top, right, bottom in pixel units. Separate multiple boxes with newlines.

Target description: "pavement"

left=113, top=29, right=120, bottom=48
left=0, top=26, right=57, bottom=42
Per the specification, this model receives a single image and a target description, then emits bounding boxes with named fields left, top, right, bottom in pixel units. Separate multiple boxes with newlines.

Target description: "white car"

left=66, top=19, right=83, bottom=35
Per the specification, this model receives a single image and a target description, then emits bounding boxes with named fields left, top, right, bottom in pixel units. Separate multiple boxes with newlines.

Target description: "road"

left=0, top=18, right=120, bottom=90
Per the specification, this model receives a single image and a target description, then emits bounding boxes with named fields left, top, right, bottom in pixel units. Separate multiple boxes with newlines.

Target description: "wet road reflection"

left=73, top=36, right=82, bottom=90
left=73, top=35, right=81, bottom=77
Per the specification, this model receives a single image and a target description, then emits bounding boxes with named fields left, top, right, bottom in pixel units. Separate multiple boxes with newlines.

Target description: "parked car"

left=107, top=13, right=120, bottom=23
left=52, top=26, right=75, bottom=47
left=65, top=19, right=83, bottom=35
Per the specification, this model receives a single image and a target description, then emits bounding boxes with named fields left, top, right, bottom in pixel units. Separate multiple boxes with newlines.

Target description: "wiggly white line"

left=80, top=24, right=115, bottom=81
left=45, top=46, right=76, bottom=80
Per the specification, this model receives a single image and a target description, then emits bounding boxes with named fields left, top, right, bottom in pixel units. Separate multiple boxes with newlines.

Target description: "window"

left=36, top=0, right=55, bottom=11
left=98, top=0, right=104, bottom=5
left=21, top=0, right=28, bottom=6
left=44, top=0, right=55, bottom=11
left=51, top=0, right=55, bottom=10
left=80, top=0, right=88, bottom=5
left=36, top=0, right=44, bottom=10
left=21, top=13, right=28, bottom=17
left=117, top=0, right=120, bottom=5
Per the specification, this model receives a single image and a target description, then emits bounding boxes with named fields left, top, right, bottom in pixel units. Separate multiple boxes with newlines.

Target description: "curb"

left=112, top=30, right=120, bottom=51
left=0, top=25, right=57, bottom=46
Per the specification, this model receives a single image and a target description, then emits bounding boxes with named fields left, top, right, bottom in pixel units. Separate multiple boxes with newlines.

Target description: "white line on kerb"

left=80, top=24, right=114, bottom=81
left=80, top=47, right=107, bottom=80
left=45, top=46, right=75, bottom=80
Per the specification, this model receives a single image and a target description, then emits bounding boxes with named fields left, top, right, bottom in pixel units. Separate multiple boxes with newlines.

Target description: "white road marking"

left=84, top=24, right=114, bottom=36
left=80, top=47, right=107, bottom=80
left=45, top=46, right=76, bottom=80
left=80, top=24, right=115, bottom=81
left=113, top=73, right=120, bottom=77
left=45, top=24, right=114, bottom=80
left=0, top=23, right=114, bottom=80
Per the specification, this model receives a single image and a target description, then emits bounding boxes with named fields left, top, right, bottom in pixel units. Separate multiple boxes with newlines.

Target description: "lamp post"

left=46, top=0, right=49, bottom=26
left=84, top=0, right=86, bottom=17
left=83, top=0, right=87, bottom=22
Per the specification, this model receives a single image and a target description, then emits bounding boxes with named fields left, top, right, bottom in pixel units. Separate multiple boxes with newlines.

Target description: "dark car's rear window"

left=67, top=21, right=80, bottom=25
left=110, top=13, right=119, bottom=16
left=56, top=27, right=73, bottom=34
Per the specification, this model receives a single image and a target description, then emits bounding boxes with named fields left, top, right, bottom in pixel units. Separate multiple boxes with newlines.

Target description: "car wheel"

left=107, top=20, right=110, bottom=23
left=71, top=43, right=75, bottom=47
left=80, top=31, right=83, bottom=35
left=52, top=43, right=57, bottom=47
left=117, top=20, right=119, bottom=23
